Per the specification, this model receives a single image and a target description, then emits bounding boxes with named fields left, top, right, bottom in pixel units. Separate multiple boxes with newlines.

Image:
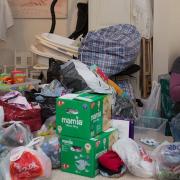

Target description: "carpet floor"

left=52, top=170, right=154, bottom=180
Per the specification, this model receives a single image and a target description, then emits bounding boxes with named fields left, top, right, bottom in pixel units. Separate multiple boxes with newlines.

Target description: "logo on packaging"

left=13, top=162, right=39, bottom=173
left=62, top=139, right=73, bottom=145
left=58, top=101, right=64, bottom=106
left=91, top=102, right=95, bottom=109
left=62, top=164, right=69, bottom=169
left=91, top=111, right=101, bottom=121
left=96, top=141, right=100, bottom=147
left=82, top=104, right=88, bottom=110
left=98, top=101, right=100, bottom=110
left=85, top=143, right=91, bottom=153
left=168, top=144, right=180, bottom=151
left=62, top=116, right=83, bottom=126
left=58, top=126, right=62, bottom=133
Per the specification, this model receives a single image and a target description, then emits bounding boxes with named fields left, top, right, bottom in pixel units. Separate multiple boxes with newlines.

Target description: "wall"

left=0, top=0, right=77, bottom=65
left=89, top=0, right=130, bottom=31
left=168, top=1, right=180, bottom=69
left=153, top=0, right=180, bottom=80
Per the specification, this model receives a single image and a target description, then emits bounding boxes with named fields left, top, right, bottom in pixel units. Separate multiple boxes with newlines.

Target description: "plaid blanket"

left=79, top=24, right=141, bottom=76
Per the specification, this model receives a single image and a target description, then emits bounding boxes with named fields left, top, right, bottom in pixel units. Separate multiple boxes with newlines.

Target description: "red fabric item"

left=96, top=67, right=109, bottom=81
left=10, top=151, right=43, bottom=180
left=0, top=100, right=42, bottom=132
left=98, top=150, right=124, bottom=173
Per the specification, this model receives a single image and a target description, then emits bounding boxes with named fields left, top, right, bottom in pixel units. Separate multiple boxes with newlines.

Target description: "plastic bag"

left=36, top=116, right=60, bottom=169
left=25, top=90, right=56, bottom=122
left=0, top=144, right=11, bottom=179
left=25, top=80, right=71, bottom=122
left=170, top=113, right=180, bottom=142
left=1, top=137, right=52, bottom=180
left=113, top=95, right=138, bottom=120
left=143, top=81, right=161, bottom=117
left=152, top=142, right=180, bottom=180
left=36, top=95, right=57, bottom=123
left=0, top=121, right=32, bottom=147
left=40, top=136, right=60, bottom=169
left=61, top=60, right=114, bottom=94
left=0, top=98, right=42, bottom=132
left=0, top=144, right=10, bottom=161
left=112, top=138, right=155, bottom=178
left=47, top=58, right=63, bottom=83
left=37, top=115, right=56, bottom=137
left=38, top=80, right=69, bottom=97
left=90, top=64, right=124, bottom=96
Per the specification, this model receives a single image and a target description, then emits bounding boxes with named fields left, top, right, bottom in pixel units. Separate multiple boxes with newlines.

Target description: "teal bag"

left=159, top=74, right=175, bottom=135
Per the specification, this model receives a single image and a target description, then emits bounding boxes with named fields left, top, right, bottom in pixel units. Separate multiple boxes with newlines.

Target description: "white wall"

left=0, top=0, right=77, bottom=65
left=168, top=1, right=180, bottom=70
left=153, top=0, right=180, bottom=80
left=89, top=0, right=131, bottom=31
left=153, top=0, right=169, bottom=80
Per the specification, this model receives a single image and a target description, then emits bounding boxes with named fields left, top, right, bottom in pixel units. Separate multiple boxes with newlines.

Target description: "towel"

left=0, top=0, right=14, bottom=41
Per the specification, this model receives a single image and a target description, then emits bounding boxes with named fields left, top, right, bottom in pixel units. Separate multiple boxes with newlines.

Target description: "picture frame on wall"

left=8, top=0, right=68, bottom=19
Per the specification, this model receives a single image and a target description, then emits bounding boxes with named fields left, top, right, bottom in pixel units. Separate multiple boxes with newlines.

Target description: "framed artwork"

left=8, top=0, right=68, bottom=19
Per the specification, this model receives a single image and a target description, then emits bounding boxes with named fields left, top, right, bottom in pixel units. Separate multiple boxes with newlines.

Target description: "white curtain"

left=131, top=0, right=153, bottom=39
left=0, top=0, right=14, bottom=41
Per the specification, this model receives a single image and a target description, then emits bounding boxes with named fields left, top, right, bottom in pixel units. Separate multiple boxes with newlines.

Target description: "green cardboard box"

left=60, top=128, right=118, bottom=178
left=56, top=93, right=111, bottom=139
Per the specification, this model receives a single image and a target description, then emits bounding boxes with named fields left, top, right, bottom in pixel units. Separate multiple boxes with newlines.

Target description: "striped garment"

left=79, top=24, right=141, bottom=76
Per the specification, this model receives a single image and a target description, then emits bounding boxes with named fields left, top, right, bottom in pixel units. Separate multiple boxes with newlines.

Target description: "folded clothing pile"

left=98, top=150, right=126, bottom=178
left=31, top=33, right=79, bottom=63
left=25, top=80, right=71, bottom=122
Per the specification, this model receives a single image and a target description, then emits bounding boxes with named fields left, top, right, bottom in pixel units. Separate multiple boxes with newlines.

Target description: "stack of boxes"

left=56, top=92, right=118, bottom=177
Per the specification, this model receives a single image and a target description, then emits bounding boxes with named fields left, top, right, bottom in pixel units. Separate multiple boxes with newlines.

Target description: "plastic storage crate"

left=134, top=116, right=167, bottom=148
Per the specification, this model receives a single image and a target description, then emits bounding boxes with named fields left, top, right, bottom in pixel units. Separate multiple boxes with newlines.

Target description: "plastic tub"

left=134, top=116, right=167, bottom=149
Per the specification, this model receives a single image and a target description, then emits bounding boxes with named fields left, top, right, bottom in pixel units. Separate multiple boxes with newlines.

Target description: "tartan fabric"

left=79, top=24, right=141, bottom=76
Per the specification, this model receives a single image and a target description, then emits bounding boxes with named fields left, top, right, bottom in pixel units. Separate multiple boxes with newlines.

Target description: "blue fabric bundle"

left=79, top=24, right=141, bottom=76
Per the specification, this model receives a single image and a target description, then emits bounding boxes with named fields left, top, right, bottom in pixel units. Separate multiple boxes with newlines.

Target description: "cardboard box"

left=60, top=128, right=118, bottom=178
left=56, top=93, right=111, bottom=139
